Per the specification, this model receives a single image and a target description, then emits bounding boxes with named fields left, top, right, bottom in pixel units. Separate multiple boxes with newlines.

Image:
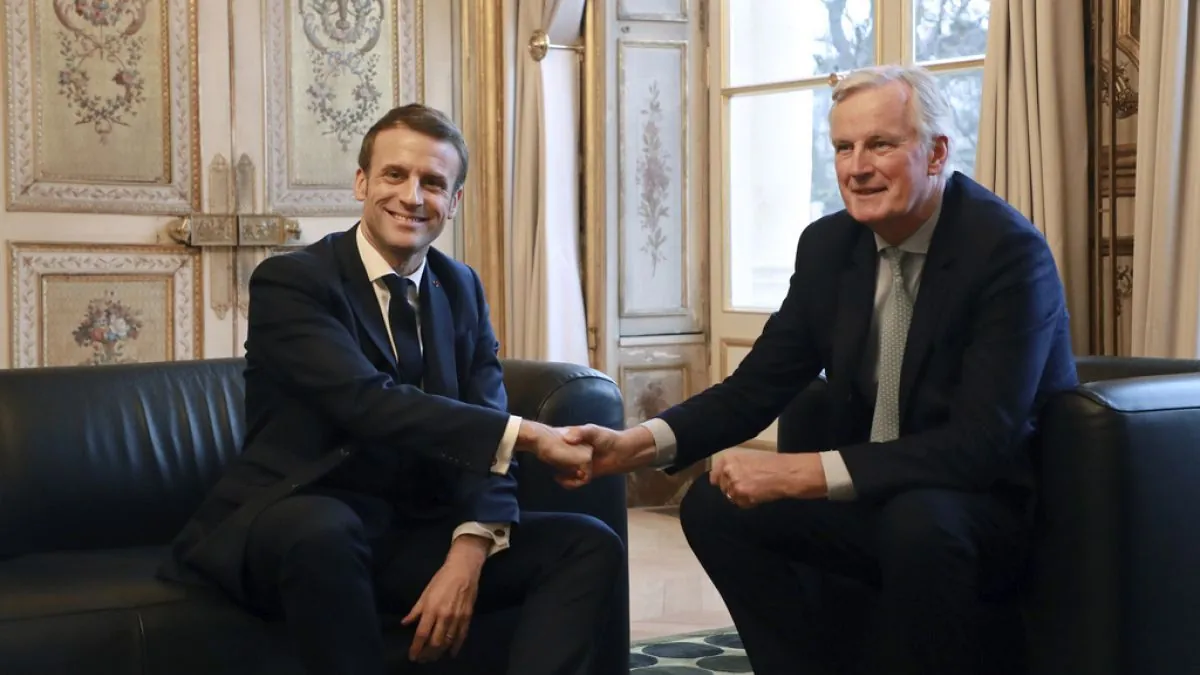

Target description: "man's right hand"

left=516, top=420, right=593, bottom=477
left=558, top=424, right=658, bottom=487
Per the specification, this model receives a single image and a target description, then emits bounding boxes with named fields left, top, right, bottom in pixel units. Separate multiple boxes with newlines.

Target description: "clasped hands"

left=520, top=421, right=828, bottom=505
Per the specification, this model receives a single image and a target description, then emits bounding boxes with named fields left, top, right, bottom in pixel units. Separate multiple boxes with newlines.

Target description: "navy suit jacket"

left=659, top=172, right=1078, bottom=503
left=161, top=226, right=517, bottom=602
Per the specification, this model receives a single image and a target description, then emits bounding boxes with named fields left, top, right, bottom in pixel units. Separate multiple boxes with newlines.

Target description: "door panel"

left=1, top=0, right=227, bottom=367
left=605, top=0, right=710, bottom=508
left=1, top=0, right=452, bottom=367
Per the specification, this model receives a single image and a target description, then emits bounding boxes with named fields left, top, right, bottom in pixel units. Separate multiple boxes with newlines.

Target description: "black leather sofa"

left=776, top=355, right=1200, bottom=675
left=0, top=358, right=629, bottom=675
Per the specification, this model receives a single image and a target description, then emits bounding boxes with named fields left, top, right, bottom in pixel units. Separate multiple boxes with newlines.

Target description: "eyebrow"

left=378, top=163, right=449, bottom=185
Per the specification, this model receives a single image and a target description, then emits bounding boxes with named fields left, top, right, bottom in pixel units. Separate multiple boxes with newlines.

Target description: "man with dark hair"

left=161, top=103, right=621, bottom=675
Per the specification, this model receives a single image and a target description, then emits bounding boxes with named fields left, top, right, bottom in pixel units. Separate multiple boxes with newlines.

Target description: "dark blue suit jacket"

left=162, top=226, right=517, bottom=602
left=659, top=172, right=1078, bottom=503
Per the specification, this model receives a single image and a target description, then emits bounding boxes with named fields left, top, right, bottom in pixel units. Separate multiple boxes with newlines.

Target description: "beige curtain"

left=975, top=0, right=1090, bottom=355
left=505, top=0, right=589, bottom=364
left=1130, top=0, right=1200, bottom=358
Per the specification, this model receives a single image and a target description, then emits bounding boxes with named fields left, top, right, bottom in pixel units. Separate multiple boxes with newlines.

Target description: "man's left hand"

left=711, top=450, right=828, bottom=508
left=401, top=535, right=488, bottom=662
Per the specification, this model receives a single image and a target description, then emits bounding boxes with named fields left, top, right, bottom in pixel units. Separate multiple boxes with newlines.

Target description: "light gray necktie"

left=870, top=247, right=912, bottom=443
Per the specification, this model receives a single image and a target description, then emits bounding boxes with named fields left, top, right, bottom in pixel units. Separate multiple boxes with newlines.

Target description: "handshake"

left=514, top=420, right=657, bottom=488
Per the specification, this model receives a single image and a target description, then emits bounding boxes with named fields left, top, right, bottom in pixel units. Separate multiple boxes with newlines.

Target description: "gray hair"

left=830, top=64, right=954, bottom=172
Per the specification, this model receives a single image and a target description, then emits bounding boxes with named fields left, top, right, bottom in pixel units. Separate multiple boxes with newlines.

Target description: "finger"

left=556, top=475, right=589, bottom=489
left=410, top=610, right=438, bottom=661
left=447, top=611, right=470, bottom=656
left=561, top=426, right=583, bottom=444
left=401, top=594, right=424, bottom=626
left=451, top=621, right=470, bottom=658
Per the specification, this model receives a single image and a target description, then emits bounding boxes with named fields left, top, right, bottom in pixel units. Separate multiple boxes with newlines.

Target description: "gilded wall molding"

left=583, top=0, right=606, bottom=370
left=458, top=0, right=508, bottom=353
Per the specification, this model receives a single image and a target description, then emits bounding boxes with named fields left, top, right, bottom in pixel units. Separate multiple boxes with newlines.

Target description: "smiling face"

left=829, top=80, right=947, bottom=241
left=354, top=124, right=462, bottom=271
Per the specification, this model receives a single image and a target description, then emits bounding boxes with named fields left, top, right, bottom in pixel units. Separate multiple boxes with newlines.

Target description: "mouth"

left=851, top=186, right=887, bottom=197
left=383, top=208, right=428, bottom=227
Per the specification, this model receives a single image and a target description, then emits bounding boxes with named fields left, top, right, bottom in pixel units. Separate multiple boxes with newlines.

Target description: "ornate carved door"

left=0, top=0, right=447, bottom=368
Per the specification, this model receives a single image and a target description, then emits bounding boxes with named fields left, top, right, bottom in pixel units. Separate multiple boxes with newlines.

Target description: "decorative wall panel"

left=618, top=339, right=707, bottom=507
left=9, top=242, right=202, bottom=368
left=617, top=39, right=691, bottom=321
left=4, top=0, right=200, bottom=213
left=264, top=0, right=424, bottom=215
left=618, top=0, right=687, bottom=22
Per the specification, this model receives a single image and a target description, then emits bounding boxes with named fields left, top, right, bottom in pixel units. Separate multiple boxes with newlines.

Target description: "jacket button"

left=493, top=529, right=506, bottom=537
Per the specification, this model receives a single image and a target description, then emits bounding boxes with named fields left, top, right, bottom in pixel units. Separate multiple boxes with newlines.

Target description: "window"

left=721, top=0, right=990, bottom=311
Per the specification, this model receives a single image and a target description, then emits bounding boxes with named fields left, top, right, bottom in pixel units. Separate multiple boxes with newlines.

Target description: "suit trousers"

left=241, top=494, right=624, bottom=675
left=680, top=474, right=1030, bottom=675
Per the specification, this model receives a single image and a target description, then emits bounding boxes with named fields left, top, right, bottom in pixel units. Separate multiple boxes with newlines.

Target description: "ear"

left=927, top=134, right=950, bottom=175
left=447, top=185, right=464, bottom=219
left=353, top=167, right=367, bottom=202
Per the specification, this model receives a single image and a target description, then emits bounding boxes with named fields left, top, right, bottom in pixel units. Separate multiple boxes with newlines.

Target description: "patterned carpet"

left=629, top=627, right=752, bottom=673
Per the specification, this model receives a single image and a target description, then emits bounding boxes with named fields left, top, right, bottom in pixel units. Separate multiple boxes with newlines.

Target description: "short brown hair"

left=357, top=104, right=470, bottom=191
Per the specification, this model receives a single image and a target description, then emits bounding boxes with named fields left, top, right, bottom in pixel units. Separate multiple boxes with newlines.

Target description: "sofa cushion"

left=0, top=546, right=517, bottom=675
left=0, top=546, right=186, bottom=621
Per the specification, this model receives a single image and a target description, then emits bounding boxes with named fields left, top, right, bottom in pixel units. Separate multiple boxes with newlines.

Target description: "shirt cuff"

left=491, top=415, right=521, bottom=475
left=640, top=418, right=678, bottom=469
left=452, top=521, right=510, bottom=557
left=819, top=450, right=856, bottom=501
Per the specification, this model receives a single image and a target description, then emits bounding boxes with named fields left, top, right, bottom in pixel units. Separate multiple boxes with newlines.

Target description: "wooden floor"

left=626, top=507, right=733, bottom=642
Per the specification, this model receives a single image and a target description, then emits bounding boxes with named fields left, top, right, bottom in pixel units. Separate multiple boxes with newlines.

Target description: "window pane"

left=913, top=0, right=990, bottom=63
left=728, top=88, right=841, bottom=311
left=934, top=68, right=984, bottom=177
left=728, top=0, right=874, bottom=88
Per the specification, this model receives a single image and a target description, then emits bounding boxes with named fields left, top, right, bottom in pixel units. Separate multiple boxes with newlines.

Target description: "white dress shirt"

left=356, top=226, right=520, bottom=554
left=641, top=201, right=942, bottom=501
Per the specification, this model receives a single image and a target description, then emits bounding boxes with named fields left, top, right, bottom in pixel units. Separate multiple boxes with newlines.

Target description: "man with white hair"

left=563, top=64, right=1078, bottom=673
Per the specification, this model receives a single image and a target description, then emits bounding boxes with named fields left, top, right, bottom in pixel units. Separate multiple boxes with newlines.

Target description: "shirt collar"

left=356, top=223, right=425, bottom=290
left=873, top=196, right=942, bottom=255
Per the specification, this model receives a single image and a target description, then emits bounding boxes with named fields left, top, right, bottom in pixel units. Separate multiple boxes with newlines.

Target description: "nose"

left=397, top=177, right=423, bottom=206
left=847, top=147, right=874, bottom=179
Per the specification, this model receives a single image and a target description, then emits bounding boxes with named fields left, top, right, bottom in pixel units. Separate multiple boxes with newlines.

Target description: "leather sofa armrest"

left=1026, top=372, right=1200, bottom=675
left=500, top=359, right=627, bottom=538
left=500, top=358, right=630, bottom=674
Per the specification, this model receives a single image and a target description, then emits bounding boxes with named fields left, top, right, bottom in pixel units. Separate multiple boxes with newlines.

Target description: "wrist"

left=625, top=426, right=659, bottom=467
left=447, top=534, right=490, bottom=568
left=516, top=419, right=548, bottom=450
left=781, top=452, right=826, bottom=498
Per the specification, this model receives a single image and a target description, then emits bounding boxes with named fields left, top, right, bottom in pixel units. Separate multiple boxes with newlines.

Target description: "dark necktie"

left=382, top=275, right=423, bottom=386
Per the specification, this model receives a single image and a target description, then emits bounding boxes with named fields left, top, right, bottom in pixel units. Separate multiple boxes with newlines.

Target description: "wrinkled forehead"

left=829, top=82, right=918, bottom=141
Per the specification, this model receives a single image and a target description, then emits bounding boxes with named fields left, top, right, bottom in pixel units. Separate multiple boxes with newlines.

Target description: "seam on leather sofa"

left=527, top=372, right=617, bottom=420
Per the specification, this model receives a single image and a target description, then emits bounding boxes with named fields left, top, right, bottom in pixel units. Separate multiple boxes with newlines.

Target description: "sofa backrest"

left=0, top=358, right=247, bottom=558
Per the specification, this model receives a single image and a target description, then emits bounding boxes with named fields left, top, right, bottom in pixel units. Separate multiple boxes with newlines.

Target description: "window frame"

left=714, top=0, right=988, bottom=314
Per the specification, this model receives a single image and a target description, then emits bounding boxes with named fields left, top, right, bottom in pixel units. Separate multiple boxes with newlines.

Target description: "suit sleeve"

left=454, top=269, right=521, bottom=528
left=245, top=253, right=510, bottom=474
left=656, top=227, right=826, bottom=469
left=839, top=228, right=1066, bottom=500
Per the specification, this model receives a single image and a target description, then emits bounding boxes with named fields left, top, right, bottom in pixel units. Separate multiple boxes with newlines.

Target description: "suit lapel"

left=898, top=177, right=963, bottom=419
left=334, top=225, right=399, bottom=374
left=419, top=266, right=459, bottom=398
left=832, top=227, right=878, bottom=392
